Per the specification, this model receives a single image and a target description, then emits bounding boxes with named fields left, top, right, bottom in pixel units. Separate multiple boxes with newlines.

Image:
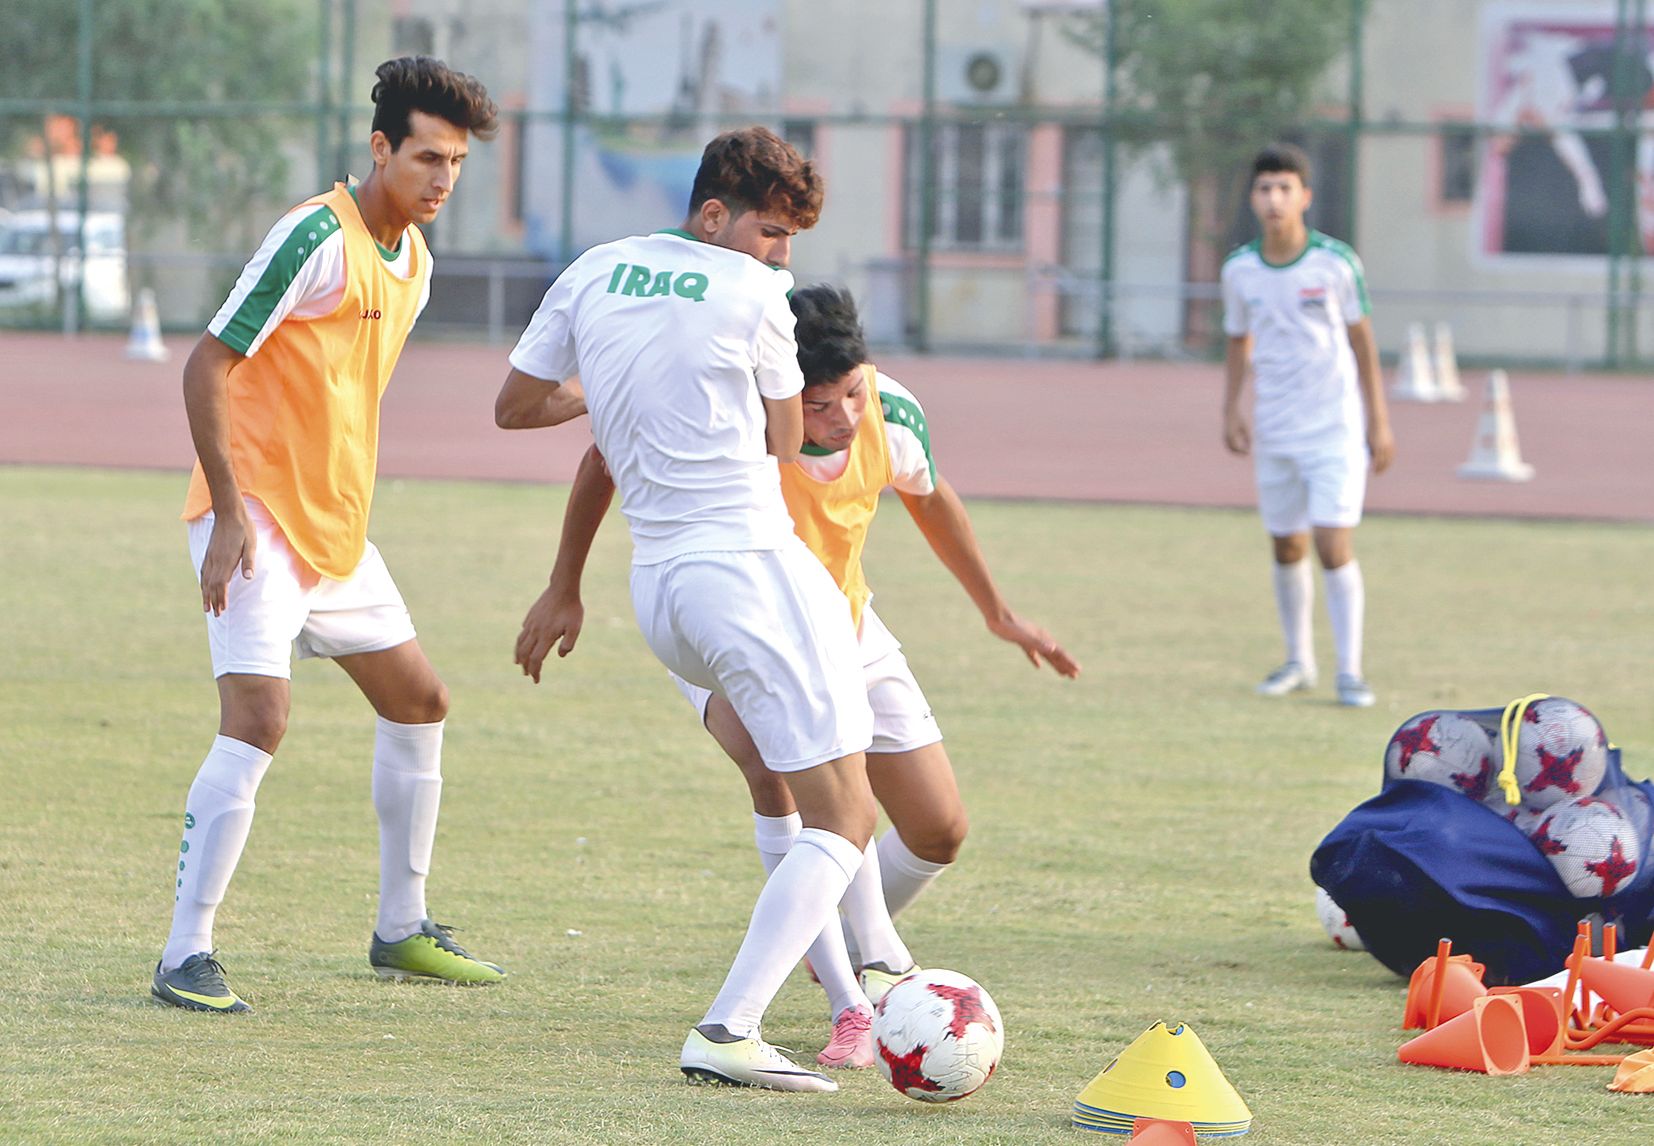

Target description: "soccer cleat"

left=859, top=963, right=918, bottom=1007
left=817, top=1005, right=876, bottom=1069
left=151, top=951, right=250, bottom=1014
left=1336, top=673, right=1376, bottom=708
left=680, top=1026, right=839, bottom=1092
left=1256, top=661, right=1317, bottom=697
left=368, top=919, right=506, bottom=984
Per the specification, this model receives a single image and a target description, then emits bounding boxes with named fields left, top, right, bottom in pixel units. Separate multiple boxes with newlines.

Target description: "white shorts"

left=1254, top=447, right=1368, bottom=536
left=630, top=538, right=873, bottom=773
left=187, top=499, right=417, bottom=679
left=672, top=603, right=943, bottom=756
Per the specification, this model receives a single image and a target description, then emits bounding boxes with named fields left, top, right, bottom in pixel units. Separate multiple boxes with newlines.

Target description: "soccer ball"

left=873, top=969, right=1003, bottom=1102
left=1536, top=796, right=1642, bottom=898
left=1384, top=712, right=1497, bottom=800
left=1514, top=697, right=1609, bottom=809
left=1314, top=886, right=1366, bottom=951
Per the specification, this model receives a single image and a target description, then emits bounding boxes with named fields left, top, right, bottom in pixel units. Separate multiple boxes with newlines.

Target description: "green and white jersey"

left=510, top=229, right=803, bottom=565
left=1220, top=230, right=1369, bottom=454
left=796, top=372, right=936, bottom=496
left=208, top=195, right=429, bottom=358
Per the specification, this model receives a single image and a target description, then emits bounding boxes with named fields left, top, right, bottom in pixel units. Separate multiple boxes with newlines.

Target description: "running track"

left=3, top=331, right=1649, bottom=523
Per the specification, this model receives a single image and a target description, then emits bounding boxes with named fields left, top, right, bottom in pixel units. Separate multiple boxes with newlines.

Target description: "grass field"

left=2, top=465, right=1651, bottom=1144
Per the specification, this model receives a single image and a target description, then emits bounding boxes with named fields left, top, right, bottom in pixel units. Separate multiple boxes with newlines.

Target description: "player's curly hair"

left=1252, top=142, right=1312, bottom=186
left=689, top=127, right=824, bottom=230
left=791, top=284, right=868, bottom=387
left=371, top=56, right=499, bottom=150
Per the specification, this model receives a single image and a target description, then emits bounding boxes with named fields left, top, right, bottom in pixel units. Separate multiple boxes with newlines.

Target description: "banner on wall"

left=525, top=1, right=783, bottom=261
left=1476, top=3, right=1654, bottom=262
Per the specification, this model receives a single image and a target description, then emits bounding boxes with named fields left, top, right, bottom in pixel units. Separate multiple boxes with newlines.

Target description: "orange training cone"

left=1402, top=952, right=1487, bottom=1029
left=1489, top=987, right=1565, bottom=1056
left=1131, top=1118, right=1198, bottom=1144
left=1609, top=1048, right=1654, bottom=1093
left=1577, top=957, right=1654, bottom=1015
left=1397, top=995, right=1531, bottom=1075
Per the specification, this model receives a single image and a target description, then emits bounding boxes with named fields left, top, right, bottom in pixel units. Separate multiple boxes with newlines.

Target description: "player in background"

left=153, top=57, right=504, bottom=1014
left=1220, top=143, right=1394, bottom=708
left=511, top=284, right=1081, bottom=1070
left=496, top=128, right=887, bottom=1094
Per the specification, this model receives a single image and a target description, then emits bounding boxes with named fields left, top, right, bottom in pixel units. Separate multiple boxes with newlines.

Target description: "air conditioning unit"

left=938, top=46, right=1019, bottom=105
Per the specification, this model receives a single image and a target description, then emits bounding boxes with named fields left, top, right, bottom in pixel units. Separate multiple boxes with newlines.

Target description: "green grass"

left=1, top=465, right=1650, bottom=1144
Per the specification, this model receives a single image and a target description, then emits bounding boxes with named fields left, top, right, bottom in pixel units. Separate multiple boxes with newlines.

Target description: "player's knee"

left=905, top=811, right=968, bottom=865
left=409, top=678, right=450, bottom=723
left=1273, top=535, right=1308, bottom=564
left=224, top=696, right=289, bottom=752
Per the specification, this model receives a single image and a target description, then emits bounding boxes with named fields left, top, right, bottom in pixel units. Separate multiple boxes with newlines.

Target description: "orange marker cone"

left=1609, top=1048, right=1654, bottom=1093
left=1402, top=952, right=1488, bottom=1029
left=1577, top=958, right=1654, bottom=1015
left=1397, top=995, right=1531, bottom=1075
left=1131, top=1118, right=1198, bottom=1144
left=1489, top=987, right=1565, bottom=1056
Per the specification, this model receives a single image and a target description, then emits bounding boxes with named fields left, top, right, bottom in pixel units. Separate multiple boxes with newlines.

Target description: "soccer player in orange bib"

left=152, top=58, right=504, bottom=1014
left=514, top=284, right=1079, bottom=1070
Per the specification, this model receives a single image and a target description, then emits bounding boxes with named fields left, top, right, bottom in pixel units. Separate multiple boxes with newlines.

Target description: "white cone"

left=1391, top=322, right=1439, bottom=402
left=1457, top=370, right=1534, bottom=481
left=1432, top=321, right=1465, bottom=401
left=125, top=287, right=169, bottom=362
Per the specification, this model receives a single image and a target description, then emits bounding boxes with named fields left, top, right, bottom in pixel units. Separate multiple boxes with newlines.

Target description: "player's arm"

left=761, top=393, right=803, bottom=462
left=1222, top=335, right=1252, bottom=455
left=515, top=444, right=615, bottom=682
left=494, top=368, right=587, bottom=428
left=181, top=333, right=253, bottom=616
left=1346, top=317, right=1394, bottom=473
left=898, top=477, right=1080, bottom=679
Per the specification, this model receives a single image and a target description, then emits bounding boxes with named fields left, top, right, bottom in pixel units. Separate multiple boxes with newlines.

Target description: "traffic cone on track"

left=1457, top=371, right=1534, bottom=481
left=1390, top=322, right=1439, bottom=401
left=1432, top=322, right=1466, bottom=401
left=125, top=287, right=169, bottom=362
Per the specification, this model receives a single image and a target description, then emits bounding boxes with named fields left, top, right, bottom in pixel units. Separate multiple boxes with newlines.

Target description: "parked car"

left=0, top=209, right=130, bottom=321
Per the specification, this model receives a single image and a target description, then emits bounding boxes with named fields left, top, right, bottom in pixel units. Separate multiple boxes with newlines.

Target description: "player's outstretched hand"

left=515, top=585, right=584, bottom=683
left=200, top=509, right=256, bottom=616
left=988, top=612, right=1081, bottom=679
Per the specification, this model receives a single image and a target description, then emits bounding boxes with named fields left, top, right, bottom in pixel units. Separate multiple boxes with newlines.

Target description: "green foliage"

left=0, top=0, right=318, bottom=256
left=2, top=467, right=1651, bottom=1143
left=1065, top=0, right=1353, bottom=218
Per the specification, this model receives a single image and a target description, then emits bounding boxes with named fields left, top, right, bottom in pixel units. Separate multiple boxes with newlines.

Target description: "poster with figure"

left=525, top=1, right=783, bottom=261
left=1476, top=3, right=1654, bottom=262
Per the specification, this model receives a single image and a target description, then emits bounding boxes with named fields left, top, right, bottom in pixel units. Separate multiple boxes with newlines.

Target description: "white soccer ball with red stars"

left=1314, top=886, right=1366, bottom=951
left=1513, top=697, right=1609, bottom=810
left=1535, top=795, right=1642, bottom=899
left=1383, top=711, right=1498, bottom=801
left=872, top=969, right=1003, bottom=1102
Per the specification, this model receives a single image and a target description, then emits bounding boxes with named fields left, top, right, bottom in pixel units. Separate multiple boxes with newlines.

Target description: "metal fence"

left=3, top=0, right=1652, bottom=369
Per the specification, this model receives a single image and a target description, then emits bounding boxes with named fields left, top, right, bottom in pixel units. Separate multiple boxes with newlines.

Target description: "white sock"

left=702, top=827, right=864, bottom=1039
left=161, top=736, right=272, bottom=971
left=1323, top=560, right=1365, bottom=678
left=753, top=813, right=866, bottom=1019
left=372, top=717, right=444, bottom=943
left=840, top=840, right=912, bottom=974
left=1272, top=558, right=1315, bottom=670
left=877, top=828, right=951, bottom=918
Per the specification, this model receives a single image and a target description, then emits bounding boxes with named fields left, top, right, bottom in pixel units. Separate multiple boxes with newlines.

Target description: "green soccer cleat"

left=680, top=1026, right=838, bottom=1092
left=859, top=963, right=919, bottom=1007
left=368, top=919, right=506, bottom=985
left=151, top=951, right=251, bottom=1014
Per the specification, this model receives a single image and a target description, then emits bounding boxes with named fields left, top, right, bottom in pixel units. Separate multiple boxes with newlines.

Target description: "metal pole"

left=1346, top=0, right=1364, bottom=242
left=316, top=0, right=333, bottom=184
left=68, top=0, right=95, bottom=335
left=1096, top=1, right=1118, bottom=359
left=337, top=0, right=356, bottom=180
left=1607, top=0, right=1629, bottom=366
left=559, top=0, right=577, bottom=262
left=914, top=0, right=937, bottom=352
left=1629, top=0, right=1646, bottom=363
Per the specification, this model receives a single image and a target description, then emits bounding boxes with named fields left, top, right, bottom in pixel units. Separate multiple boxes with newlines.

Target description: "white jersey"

left=510, top=230, right=803, bottom=565
left=794, top=372, right=936, bottom=496
left=1221, top=230, right=1369, bottom=455
left=209, top=190, right=427, bottom=358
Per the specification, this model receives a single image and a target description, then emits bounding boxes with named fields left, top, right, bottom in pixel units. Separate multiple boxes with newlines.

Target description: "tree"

left=1066, top=0, right=1355, bottom=340
left=0, top=0, right=318, bottom=310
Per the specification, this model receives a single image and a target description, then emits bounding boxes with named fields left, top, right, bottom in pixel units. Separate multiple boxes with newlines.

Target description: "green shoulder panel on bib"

left=1309, top=231, right=1370, bottom=316
left=218, top=204, right=340, bottom=354
left=1221, top=239, right=1260, bottom=268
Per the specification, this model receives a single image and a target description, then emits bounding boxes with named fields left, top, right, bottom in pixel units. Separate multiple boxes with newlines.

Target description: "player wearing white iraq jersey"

left=1221, top=142, right=1394, bottom=708
left=495, top=127, right=884, bottom=1093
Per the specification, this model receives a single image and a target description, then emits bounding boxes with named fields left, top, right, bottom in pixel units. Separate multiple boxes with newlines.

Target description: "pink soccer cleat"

left=816, top=1005, right=875, bottom=1069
